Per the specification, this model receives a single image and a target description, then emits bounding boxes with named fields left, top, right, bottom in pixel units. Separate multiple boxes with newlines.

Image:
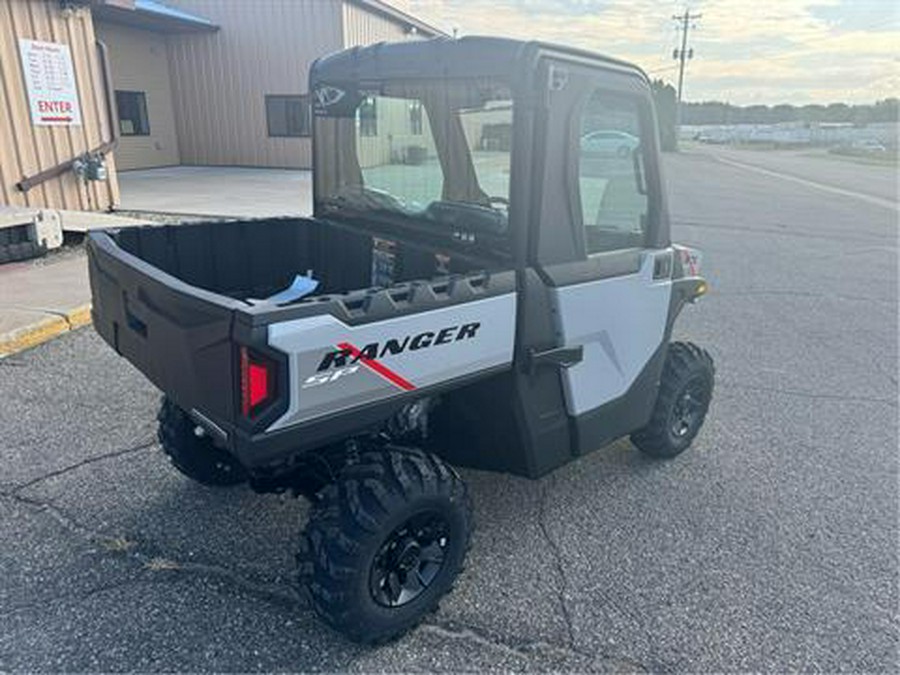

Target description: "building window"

left=266, top=95, right=311, bottom=137
left=359, top=96, right=377, bottom=137
left=409, top=100, right=423, bottom=135
left=115, top=91, right=149, bottom=136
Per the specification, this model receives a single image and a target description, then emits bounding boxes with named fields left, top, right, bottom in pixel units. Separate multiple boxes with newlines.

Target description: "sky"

left=398, top=0, right=900, bottom=106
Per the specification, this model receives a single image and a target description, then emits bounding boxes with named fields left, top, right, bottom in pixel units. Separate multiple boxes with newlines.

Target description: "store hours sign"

left=19, top=39, right=82, bottom=126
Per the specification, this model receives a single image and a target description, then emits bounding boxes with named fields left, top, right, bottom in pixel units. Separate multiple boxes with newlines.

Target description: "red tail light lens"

left=240, top=346, right=275, bottom=418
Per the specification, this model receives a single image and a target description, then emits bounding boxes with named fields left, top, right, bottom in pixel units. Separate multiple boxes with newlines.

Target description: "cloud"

left=406, top=0, right=899, bottom=104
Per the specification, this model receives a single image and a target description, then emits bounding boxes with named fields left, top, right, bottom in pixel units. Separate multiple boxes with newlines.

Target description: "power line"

left=648, top=64, right=680, bottom=76
left=672, top=7, right=702, bottom=104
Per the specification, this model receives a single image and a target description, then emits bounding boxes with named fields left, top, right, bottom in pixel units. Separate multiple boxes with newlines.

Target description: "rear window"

left=313, top=79, right=513, bottom=247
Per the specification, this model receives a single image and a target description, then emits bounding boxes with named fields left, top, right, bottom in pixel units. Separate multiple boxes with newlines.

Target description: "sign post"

left=18, top=39, right=83, bottom=127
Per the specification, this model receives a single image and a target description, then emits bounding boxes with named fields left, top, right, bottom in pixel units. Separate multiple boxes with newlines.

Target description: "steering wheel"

left=488, top=196, right=509, bottom=209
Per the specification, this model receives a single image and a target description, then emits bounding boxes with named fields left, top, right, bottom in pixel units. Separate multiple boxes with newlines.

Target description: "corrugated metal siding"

left=0, top=0, right=118, bottom=210
left=164, top=0, right=344, bottom=169
left=342, top=0, right=410, bottom=47
left=341, top=2, right=426, bottom=169
left=94, top=22, right=180, bottom=170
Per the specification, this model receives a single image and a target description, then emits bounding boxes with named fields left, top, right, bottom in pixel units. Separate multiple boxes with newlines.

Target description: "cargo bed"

left=86, top=216, right=517, bottom=465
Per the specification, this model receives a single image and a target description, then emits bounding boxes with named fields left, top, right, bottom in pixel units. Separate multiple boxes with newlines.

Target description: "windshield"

left=313, top=79, right=513, bottom=238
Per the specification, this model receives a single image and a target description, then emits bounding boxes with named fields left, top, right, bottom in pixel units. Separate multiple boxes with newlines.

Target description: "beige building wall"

left=94, top=21, right=180, bottom=170
left=343, top=1, right=425, bottom=169
left=0, top=0, right=119, bottom=210
left=342, top=0, right=409, bottom=47
left=165, top=0, right=344, bottom=169
left=357, top=97, right=436, bottom=169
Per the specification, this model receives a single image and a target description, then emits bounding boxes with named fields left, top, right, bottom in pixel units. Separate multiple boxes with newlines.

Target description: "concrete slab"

left=0, top=310, right=70, bottom=356
left=117, top=166, right=313, bottom=218
left=1, top=204, right=153, bottom=234
left=0, top=307, right=64, bottom=338
left=0, top=251, right=89, bottom=314
left=57, top=209, right=154, bottom=233
left=0, top=250, right=91, bottom=357
left=0, top=205, right=42, bottom=221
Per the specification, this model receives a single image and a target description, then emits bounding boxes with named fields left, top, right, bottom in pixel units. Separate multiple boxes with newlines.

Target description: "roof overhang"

left=347, top=0, right=446, bottom=38
left=91, top=0, right=218, bottom=34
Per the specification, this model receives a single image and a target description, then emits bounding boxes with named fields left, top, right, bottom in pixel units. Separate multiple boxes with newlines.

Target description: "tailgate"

left=87, top=232, right=241, bottom=429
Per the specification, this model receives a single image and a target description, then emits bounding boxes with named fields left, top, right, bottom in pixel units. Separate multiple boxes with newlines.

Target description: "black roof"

left=312, top=36, right=646, bottom=85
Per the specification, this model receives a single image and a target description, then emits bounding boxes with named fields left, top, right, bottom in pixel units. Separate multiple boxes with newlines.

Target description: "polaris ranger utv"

left=86, top=37, right=714, bottom=643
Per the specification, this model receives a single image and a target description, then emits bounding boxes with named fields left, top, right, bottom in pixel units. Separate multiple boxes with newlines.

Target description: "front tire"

left=156, top=397, right=247, bottom=486
left=297, top=445, right=472, bottom=644
left=631, top=342, right=715, bottom=459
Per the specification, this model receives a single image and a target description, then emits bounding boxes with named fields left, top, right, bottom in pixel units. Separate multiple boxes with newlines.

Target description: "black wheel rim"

left=669, top=377, right=708, bottom=441
left=369, top=511, right=450, bottom=608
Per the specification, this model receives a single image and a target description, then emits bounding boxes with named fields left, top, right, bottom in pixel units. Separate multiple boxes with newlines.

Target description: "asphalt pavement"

left=1, top=148, right=897, bottom=672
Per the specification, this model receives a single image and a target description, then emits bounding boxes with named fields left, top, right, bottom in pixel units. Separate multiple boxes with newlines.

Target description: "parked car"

left=851, top=138, right=887, bottom=153
left=580, top=129, right=640, bottom=157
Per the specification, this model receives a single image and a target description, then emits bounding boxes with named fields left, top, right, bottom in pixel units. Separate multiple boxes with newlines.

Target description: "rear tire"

left=297, top=445, right=472, bottom=644
left=631, top=342, right=714, bottom=459
left=156, top=397, right=247, bottom=486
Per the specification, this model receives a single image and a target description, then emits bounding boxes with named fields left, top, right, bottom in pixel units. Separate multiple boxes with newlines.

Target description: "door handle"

left=527, top=345, right=583, bottom=373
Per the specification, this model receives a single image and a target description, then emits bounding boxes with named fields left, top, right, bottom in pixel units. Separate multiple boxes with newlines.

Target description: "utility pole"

left=672, top=8, right=701, bottom=105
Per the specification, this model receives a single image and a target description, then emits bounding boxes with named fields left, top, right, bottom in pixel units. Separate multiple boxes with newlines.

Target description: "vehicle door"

left=531, top=59, right=674, bottom=452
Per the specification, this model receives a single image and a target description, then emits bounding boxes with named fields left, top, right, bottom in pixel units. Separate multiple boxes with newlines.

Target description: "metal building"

left=0, top=0, right=442, bottom=211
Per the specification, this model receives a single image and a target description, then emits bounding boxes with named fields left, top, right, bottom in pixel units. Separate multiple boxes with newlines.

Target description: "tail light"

left=240, top=346, right=276, bottom=418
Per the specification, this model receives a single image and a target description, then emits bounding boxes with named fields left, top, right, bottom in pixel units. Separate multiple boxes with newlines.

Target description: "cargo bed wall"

left=87, top=232, right=243, bottom=427
left=112, top=217, right=374, bottom=300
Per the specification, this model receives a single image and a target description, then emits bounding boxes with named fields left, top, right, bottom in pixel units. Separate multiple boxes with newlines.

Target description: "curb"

left=0, top=303, right=92, bottom=358
left=66, top=304, right=93, bottom=330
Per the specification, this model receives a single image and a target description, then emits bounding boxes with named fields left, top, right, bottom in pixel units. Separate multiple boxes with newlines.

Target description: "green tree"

left=651, top=79, right=678, bottom=151
left=772, top=104, right=798, bottom=122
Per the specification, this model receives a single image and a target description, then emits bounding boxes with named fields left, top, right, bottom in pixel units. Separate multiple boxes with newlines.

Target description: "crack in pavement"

left=536, top=475, right=578, bottom=651
left=536, top=475, right=677, bottom=673
left=2, top=485, right=650, bottom=671
left=10, top=439, right=157, bottom=492
left=0, top=435, right=656, bottom=669
left=420, top=618, right=589, bottom=663
left=1, top=457, right=668, bottom=673
left=0, top=488, right=303, bottom=615
left=420, top=618, right=654, bottom=672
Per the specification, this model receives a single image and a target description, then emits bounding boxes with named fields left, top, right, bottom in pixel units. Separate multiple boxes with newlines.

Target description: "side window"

left=115, top=91, right=149, bottom=136
left=577, top=90, right=649, bottom=254
left=266, top=95, right=311, bottom=137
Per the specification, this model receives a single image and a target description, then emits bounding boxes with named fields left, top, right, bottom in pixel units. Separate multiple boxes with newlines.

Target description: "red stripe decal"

left=337, top=342, right=416, bottom=391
